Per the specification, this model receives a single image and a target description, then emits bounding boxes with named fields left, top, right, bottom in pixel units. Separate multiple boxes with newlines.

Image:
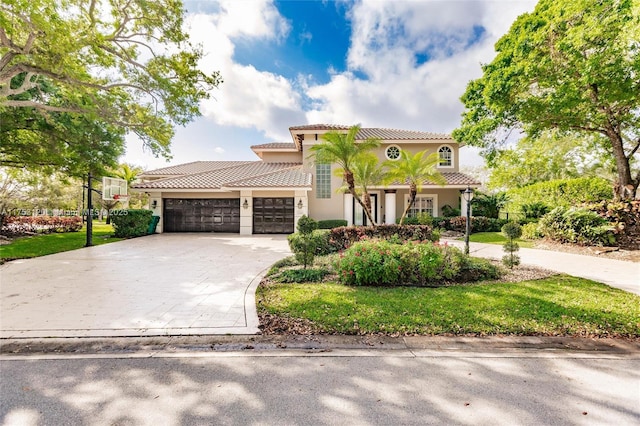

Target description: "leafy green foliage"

left=440, top=204, right=460, bottom=217
left=395, top=212, right=433, bottom=225
left=335, top=240, right=500, bottom=287
left=111, top=209, right=153, bottom=238
left=588, top=200, right=640, bottom=249
left=539, top=207, right=615, bottom=246
left=317, top=219, right=348, bottom=229
left=257, top=276, right=640, bottom=337
left=273, top=268, right=329, bottom=284
left=327, top=224, right=436, bottom=252
left=521, top=202, right=549, bottom=219
left=1, top=0, right=222, bottom=172
left=471, top=192, right=508, bottom=219
left=505, top=177, right=612, bottom=215
left=288, top=215, right=319, bottom=269
left=501, top=222, right=522, bottom=268
left=453, top=0, right=640, bottom=198
left=520, top=223, right=543, bottom=240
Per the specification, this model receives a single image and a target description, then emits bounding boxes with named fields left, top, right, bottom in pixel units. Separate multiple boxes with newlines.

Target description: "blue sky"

left=123, top=0, right=537, bottom=170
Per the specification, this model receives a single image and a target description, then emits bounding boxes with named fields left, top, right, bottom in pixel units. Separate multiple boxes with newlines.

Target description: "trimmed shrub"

left=501, top=222, right=522, bottom=269
left=288, top=215, right=318, bottom=268
left=538, top=207, right=615, bottom=246
left=441, top=204, right=460, bottom=217
left=317, top=219, right=348, bottom=229
left=396, top=212, right=433, bottom=226
left=335, top=239, right=501, bottom=287
left=506, top=177, right=612, bottom=214
left=328, top=224, right=436, bottom=251
left=273, top=268, right=329, bottom=283
left=111, top=209, right=152, bottom=238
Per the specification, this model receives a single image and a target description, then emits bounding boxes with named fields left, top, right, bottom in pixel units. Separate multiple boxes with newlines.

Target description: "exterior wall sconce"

left=297, top=199, right=303, bottom=209
left=462, top=186, right=475, bottom=255
left=151, top=200, right=158, bottom=209
left=243, top=199, right=249, bottom=209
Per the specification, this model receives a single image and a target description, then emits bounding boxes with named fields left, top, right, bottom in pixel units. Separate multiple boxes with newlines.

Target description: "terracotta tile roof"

left=224, top=165, right=311, bottom=188
left=358, top=128, right=451, bottom=140
left=132, top=162, right=309, bottom=190
left=289, top=124, right=452, bottom=140
left=140, top=161, right=253, bottom=176
left=250, top=142, right=298, bottom=150
left=388, top=172, right=480, bottom=187
left=289, top=124, right=350, bottom=131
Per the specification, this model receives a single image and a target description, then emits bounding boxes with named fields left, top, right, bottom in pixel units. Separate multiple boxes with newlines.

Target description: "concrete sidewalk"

left=444, top=239, right=639, bottom=295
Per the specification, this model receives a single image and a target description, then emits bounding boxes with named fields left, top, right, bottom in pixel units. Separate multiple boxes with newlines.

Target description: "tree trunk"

left=606, top=128, right=637, bottom=200
left=345, top=170, right=376, bottom=226
left=399, top=185, right=417, bottom=225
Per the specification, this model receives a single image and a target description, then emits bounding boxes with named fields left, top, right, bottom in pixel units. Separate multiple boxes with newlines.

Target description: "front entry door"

left=353, top=194, right=377, bottom=226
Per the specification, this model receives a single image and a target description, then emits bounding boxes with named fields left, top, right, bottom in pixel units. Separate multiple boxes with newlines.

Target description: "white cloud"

left=304, top=0, right=537, bottom=133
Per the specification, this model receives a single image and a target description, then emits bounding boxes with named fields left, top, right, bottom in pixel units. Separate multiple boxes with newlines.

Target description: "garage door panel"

left=253, top=197, right=294, bottom=234
left=164, top=199, right=240, bottom=232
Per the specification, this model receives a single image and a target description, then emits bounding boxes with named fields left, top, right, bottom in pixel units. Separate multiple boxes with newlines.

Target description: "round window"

left=386, top=145, right=401, bottom=160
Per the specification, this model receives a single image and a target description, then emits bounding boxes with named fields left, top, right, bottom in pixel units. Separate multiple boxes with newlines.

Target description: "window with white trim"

left=316, top=164, right=331, bottom=199
left=438, top=145, right=453, bottom=167
left=406, top=195, right=435, bottom=217
left=385, top=145, right=401, bottom=160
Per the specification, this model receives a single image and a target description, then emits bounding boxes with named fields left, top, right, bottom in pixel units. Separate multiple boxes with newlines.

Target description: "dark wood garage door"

left=163, top=199, right=240, bottom=232
left=253, top=197, right=295, bottom=234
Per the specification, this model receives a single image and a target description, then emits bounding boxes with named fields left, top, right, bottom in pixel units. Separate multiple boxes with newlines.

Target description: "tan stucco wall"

left=259, top=151, right=303, bottom=163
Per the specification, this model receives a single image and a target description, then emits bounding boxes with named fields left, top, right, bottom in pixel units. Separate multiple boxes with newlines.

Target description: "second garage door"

left=163, top=199, right=240, bottom=232
left=253, top=197, right=295, bottom=234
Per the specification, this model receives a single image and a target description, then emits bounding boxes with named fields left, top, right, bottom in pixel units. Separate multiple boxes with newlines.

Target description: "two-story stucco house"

left=131, top=124, right=479, bottom=234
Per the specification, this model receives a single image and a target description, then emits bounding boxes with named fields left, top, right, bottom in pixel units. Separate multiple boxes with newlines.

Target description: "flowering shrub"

left=335, top=239, right=500, bottom=287
left=327, top=224, right=436, bottom=252
left=1, top=216, right=82, bottom=236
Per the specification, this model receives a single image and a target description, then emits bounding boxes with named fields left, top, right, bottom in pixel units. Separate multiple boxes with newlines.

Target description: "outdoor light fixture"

left=151, top=200, right=158, bottom=209
left=243, top=199, right=249, bottom=209
left=462, top=186, right=474, bottom=255
left=297, top=199, right=303, bottom=209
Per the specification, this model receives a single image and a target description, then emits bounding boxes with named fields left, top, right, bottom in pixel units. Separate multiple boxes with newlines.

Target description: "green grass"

left=468, top=232, right=534, bottom=248
left=258, top=276, right=640, bottom=337
left=0, top=222, right=123, bottom=261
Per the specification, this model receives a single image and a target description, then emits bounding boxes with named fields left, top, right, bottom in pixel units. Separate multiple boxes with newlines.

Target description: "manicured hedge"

left=327, top=224, right=436, bottom=252
left=505, top=177, right=612, bottom=214
left=111, top=209, right=153, bottom=238
left=335, top=239, right=501, bottom=287
left=317, top=219, right=348, bottom=229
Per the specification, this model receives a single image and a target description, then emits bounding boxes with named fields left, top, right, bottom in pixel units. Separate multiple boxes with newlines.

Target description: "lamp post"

left=462, top=186, right=474, bottom=255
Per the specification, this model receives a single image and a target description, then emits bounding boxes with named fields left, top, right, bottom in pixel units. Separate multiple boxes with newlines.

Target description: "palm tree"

left=113, top=163, right=144, bottom=208
left=337, top=153, right=387, bottom=225
left=385, top=150, right=446, bottom=225
left=309, top=125, right=381, bottom=225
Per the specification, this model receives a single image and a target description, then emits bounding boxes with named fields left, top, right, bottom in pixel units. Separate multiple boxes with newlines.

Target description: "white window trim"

left=437, top=145, right=454, bottom=169
left=385, top=144, right=402, bottom=161
left=405, top=194, right=439, bottom=217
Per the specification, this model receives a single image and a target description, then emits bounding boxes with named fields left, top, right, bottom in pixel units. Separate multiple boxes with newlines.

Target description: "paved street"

left=1, top=348, right=638, bottom=425
left=0, top=234, right=290, bottom=338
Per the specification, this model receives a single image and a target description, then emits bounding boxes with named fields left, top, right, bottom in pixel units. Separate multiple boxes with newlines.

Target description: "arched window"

left=438, top=146, right=453, bottom=167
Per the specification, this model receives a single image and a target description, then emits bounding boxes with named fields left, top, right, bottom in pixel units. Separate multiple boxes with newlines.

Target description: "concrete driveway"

left=1, top=234, right=291, bottom=338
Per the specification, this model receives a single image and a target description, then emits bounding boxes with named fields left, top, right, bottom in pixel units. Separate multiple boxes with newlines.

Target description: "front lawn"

left=258, top=276, right=640, bottom=337
left=0, top=222, right=122, bottom=261
left=468, top=232, right=534, bottom=248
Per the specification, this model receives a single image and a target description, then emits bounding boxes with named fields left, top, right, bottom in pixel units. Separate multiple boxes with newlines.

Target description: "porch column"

left=344, top=193, right=353, bottom=226
left=294, top=190, right=309, bottom=229
left=384, top=190, right=397, bottom=224
left=240, top=190, right=253, bottom=235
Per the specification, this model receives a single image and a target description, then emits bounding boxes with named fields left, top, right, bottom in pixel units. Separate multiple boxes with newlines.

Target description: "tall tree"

left=0, top=0, right=222, bottom=167
left=384, top=150, right=445, bottom=225
left=453, top=0, right=640, bottom=199
left=310, top=125, right=381, bottom=225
